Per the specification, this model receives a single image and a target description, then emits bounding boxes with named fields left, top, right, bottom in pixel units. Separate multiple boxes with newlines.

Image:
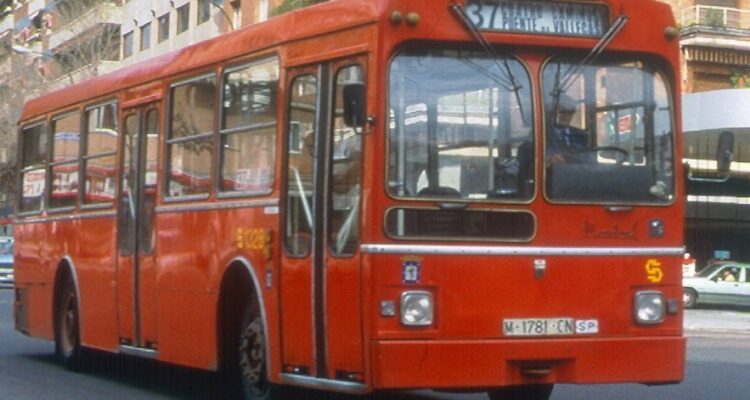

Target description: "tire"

left=683, top=288, right=698, bottom=309
left=487, top=384, right=554, bottom=400
left=55, top=275, right=85, bottom=371
left=236, top=299, right=282, bottom=400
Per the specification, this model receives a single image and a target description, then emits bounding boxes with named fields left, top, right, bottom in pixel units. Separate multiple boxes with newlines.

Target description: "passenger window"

left=50, top=112, right=81, bottom=209
left=220, top=58, right=279, bottom=194
left=167, top=74, right=216, bottom=198
left=19, top=123, right=48, bottom=213
left=84, top=102, right=118, bottom=205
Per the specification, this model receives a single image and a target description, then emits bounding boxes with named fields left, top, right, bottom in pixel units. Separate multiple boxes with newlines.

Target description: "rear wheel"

left=487, top=384, right=554, bottom=400
left=55, top=275, right=84, bottom=371
left=683, top=288, right=698, bottom=309
left=237, top=299, right=281, bottom=400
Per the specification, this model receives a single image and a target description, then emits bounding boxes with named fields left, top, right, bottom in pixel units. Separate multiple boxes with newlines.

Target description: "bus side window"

left=19, top=123, right=48, bottom=213
left=50, top=111, right=81, bottom=210
left=166, top=74, right=217, bottom=198
left=83, top=102, right=118, bottom=205
left=219, top=57, right=279, bottom=195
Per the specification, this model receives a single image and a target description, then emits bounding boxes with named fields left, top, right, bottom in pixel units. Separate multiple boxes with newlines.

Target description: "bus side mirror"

left=716, top=130, right=734, bottom=174
left=343, top=83, right=366, bottom=128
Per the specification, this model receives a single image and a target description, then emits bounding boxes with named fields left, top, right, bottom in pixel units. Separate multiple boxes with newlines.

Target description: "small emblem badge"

left=403, top=261, right=420, bottom=284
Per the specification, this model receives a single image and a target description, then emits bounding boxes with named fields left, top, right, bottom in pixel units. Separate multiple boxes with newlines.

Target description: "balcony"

left=679, top=6, right=750, bottom=54
left=48, top=2, right=122, bottom=50
left=680, top=6, right=750, bottom=32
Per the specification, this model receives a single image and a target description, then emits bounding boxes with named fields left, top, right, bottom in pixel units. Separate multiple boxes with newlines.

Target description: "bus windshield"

left=387, top=49, right=534, bottom=201
left=543, top=58, right=675, bottom=204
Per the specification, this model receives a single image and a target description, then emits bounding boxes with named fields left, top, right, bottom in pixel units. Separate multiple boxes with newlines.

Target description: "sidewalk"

left=684, top=308, right=750, bottom=336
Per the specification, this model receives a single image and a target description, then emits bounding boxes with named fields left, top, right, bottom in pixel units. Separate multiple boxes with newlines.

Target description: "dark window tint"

left=140, top=22, right=151, bottom=51
left=177, top=4, right=190, bottom=34
left=123, top=31, right=134, bottom=58
left=158, top=14, right=170, bottom=43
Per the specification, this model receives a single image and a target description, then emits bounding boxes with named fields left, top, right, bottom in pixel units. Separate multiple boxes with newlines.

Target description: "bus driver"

left=547, top=94, right=591, bottom=165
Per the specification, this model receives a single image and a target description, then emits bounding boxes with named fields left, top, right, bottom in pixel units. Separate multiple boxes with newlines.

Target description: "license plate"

left=503, top=318, right=575, bottom=336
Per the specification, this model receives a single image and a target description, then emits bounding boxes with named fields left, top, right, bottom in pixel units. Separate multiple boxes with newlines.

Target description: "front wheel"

left=237, top=300, right=282, bottom=400
left=487, top=384, right=554, bottom=400
left=683, top=288, right=698, bottom=309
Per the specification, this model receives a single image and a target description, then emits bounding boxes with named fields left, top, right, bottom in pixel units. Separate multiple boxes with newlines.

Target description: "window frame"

left=48, top=109, right=82, bottom=212
left=81, top=100, right=119, bottom=209
left=198, top=0, right=211, bottom=25
left=176, top=3, right=190, bottom=34
left=540, top=56, right=677, bottom=206
left=164, top=71, right=218, bottom=201
left=18, top=120, right=49, bottom=215
left=140, top=22, right=152, bottom=51
left=385, top=46, right=536, bottom=205
left=217, top=56, right=280, bottom=198
left=123, top=31, right=134, bottom=58
left=158, top=13, right=170, bottom=43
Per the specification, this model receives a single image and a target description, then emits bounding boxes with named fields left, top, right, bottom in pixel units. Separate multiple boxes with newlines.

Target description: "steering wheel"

left=584, top=146, right=629, bottom=164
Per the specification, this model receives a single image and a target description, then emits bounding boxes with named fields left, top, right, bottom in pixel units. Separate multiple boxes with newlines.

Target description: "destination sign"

left=465, top=0, right=610, bottom=38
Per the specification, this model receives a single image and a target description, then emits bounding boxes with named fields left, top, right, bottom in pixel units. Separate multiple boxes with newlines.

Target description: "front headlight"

left=400, top=291, right=433, bottom=326
left=634, top=291, right=665, bottom=325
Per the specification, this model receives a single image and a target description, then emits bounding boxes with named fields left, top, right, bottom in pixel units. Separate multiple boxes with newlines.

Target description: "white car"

left=683, top=262, right=750, bottom=308
left=0, top=236, right=13, bottom=288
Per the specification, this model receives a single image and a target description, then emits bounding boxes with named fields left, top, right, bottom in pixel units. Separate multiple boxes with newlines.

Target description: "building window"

left=198, top=0, right=211, bottom=24
left=259, top=0, right=269, bottom=22
left=177, top=3, right=190, bottom=34
left=140, top=22, right=151, bottom=51
left=123, top=31, right=134, bottom=58
left=158, top=13, right=170, bottom=43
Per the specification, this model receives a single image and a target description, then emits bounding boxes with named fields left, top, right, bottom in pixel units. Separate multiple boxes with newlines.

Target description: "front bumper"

left=371, top=336, right=685, bottom=389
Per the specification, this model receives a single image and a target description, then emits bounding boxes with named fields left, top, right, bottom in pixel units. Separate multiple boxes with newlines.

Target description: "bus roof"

left=19, top=0, right=677, bottom=123
left=19, top=0, right=379, bottom=123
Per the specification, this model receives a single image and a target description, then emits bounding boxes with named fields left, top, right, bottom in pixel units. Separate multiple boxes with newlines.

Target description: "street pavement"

left=684, top=307, right=750, bottom=336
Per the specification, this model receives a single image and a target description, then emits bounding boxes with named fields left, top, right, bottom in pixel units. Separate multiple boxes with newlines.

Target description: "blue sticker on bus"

left=403, top=261, right=420, bottom=284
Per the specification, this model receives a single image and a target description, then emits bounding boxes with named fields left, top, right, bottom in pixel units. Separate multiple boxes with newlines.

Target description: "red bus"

left=14, top=0, right=686, bottom=399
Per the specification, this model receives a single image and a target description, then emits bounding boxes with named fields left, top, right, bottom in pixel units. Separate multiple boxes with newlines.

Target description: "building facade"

left=660, top=0, right=750, bottom=267
left=0, top=0, right=291, bottom=216
left=661, top=0, right=750, bottom=92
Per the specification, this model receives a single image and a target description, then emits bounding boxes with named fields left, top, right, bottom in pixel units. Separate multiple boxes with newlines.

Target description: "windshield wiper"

left=449, top=2, right=527, bottom=123
left=552, top=15, right=629, bottom=96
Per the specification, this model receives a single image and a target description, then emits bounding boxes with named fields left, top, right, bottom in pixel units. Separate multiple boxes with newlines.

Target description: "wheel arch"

left=216, top=256, right=271, bottom=376
left=52, top=256, right=82, bottom=342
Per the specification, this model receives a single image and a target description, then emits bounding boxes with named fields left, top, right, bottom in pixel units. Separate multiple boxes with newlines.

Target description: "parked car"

left=683, top=261, right=750, bottom=308
left=0, top=236, right=13, bottom=288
